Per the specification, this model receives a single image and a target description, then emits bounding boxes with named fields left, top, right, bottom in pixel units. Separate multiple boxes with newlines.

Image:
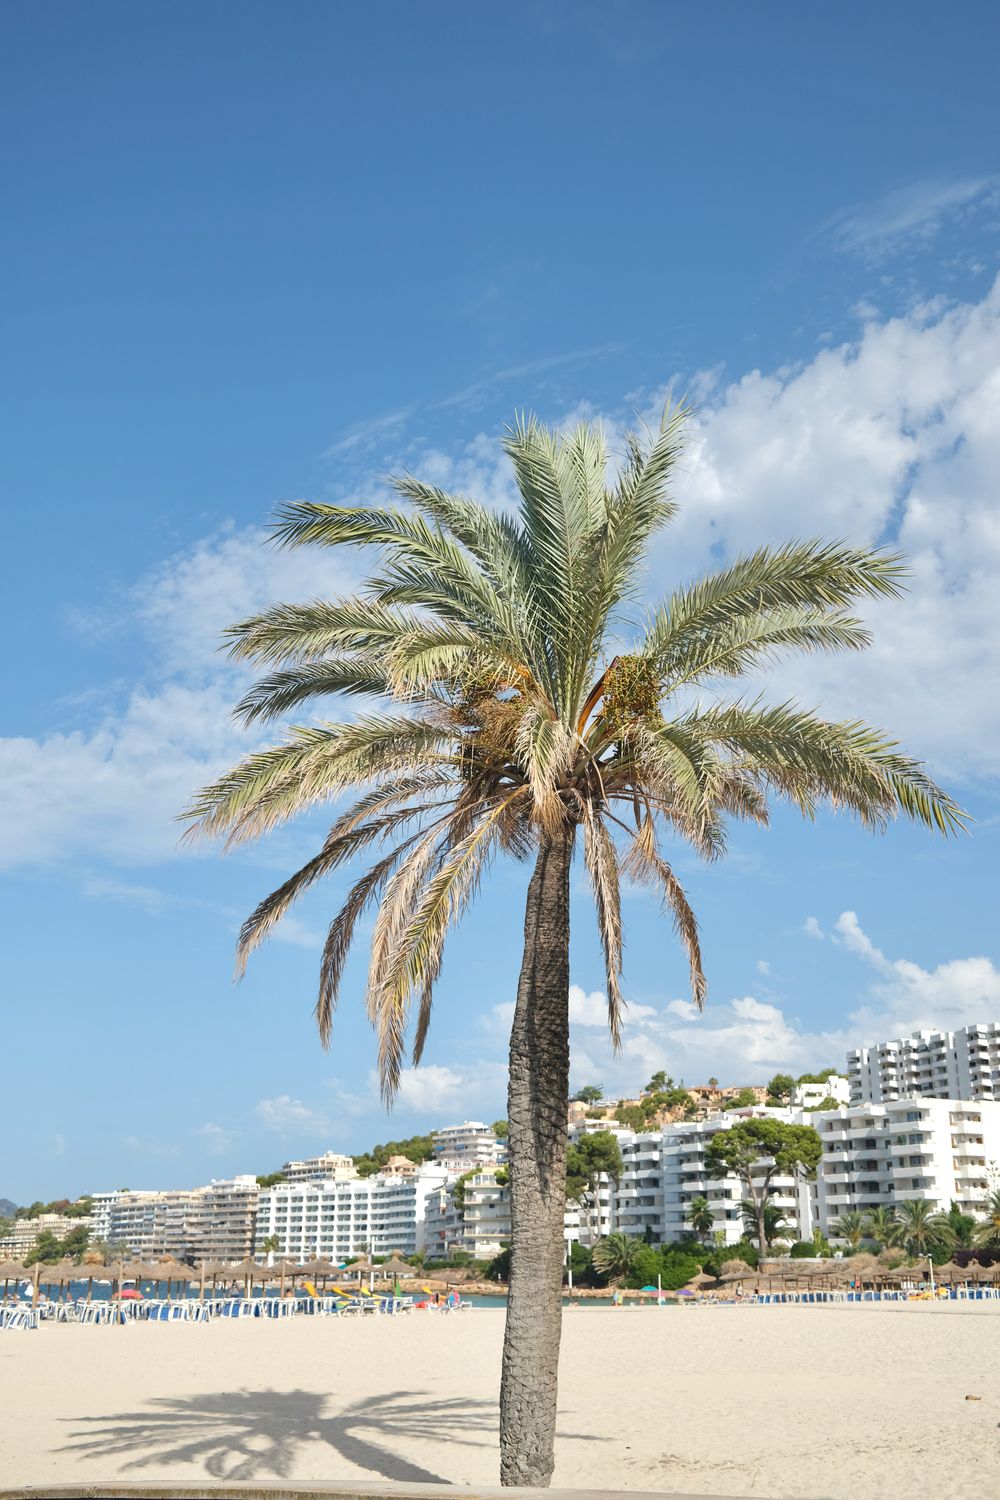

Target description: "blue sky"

left=3, top=1, right=1000, bottom=1203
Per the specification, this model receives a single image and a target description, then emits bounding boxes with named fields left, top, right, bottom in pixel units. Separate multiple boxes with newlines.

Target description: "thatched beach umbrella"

left=378, top=1257, right=416, bottom=1284
left=196, top=1259, right=230, bottom=1299
left=0, top=1260, right=27, bottom=1299
left=843, top=1253, right=881, bottom=1283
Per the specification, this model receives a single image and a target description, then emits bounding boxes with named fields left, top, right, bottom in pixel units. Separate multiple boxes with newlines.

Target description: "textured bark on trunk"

left=499, top=827, right=573, bottom=1487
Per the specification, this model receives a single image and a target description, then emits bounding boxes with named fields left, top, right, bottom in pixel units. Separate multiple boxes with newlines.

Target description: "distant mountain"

left=0, top=1198, right=17, bottom=1219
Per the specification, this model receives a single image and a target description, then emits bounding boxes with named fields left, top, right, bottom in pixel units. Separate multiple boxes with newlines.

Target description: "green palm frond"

left=643, top=540, right=907, bottom=671
left=184, top=713, right=456, bottom=846
left=581, top=807, right=624, bottom=1047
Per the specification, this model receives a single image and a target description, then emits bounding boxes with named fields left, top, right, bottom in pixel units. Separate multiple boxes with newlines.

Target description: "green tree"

left=185, top=412, right=961, bottom=1486
left=686, top=1195, right=714, bottom=1241
left=766, top=1072, right=795, bottom=1104
left=863, top=1206, right=900, bottom=1251
left=740, top=1198, right=792, bottom=1249
left=644, top=1071, right=673, bottom=1094
left=707, top=1076, right=719, bottom=1089
left=935, top=1200, right=977, bottom=1250
left=830, top=1210, right=867, bottom=1249
left=572, top=1085, right=604, bottom=1105
left=260, top=1233, right=282, bottom=1256
left=565, top=1131, right=622, bottom=1243
left=796, top=1068, right=837, bottom=1084
left=706, top=1119, right=822, bottom=1255
left=728, top=1088, right=758, bottom=1108
left=255, top=1171, right=286, bottom=1188
left=592, top=1232, right=644, bottom=1284
left=896, top=1198, right=944, bottom=1256
left=974, top=1189, right=1000, bottom=1248
left=492, top=1120, right=509, bottom=1140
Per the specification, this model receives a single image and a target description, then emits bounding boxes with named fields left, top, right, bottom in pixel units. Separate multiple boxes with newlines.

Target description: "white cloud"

left=255, top=1095, right=331, bottom=1135
left=756, top=959, right=771, bottom=976
left=6, top=280, right=1000, bottom=876
left=0, top=523, right=360, bottom=870
left=569, top=983, right=656, bottom=1028
left=834, top=910, right=1000, bottom=1041
left=269, top=915, right=324, bottom=952
left=647, top=276, right=1000, bottom=782
left=802, top=917, right=824, bottom=941
left=567, top=913, right=1000, bottom=1092
left=823, top=177, right=998, bottom=256
left=391, top=1061, right=506, bottom=1115
left=193, top=1122, right=239, bottom=1156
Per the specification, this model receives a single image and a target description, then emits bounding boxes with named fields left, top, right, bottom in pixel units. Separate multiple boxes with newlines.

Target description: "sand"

left=1, top=1302, right=998, bottom=1496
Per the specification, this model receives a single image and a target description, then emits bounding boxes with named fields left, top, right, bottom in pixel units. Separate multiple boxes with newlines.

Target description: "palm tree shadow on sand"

left=60, top=1387, right=505, bottom=1485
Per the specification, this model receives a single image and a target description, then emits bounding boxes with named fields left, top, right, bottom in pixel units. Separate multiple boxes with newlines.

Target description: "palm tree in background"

left=686, top=1195, right=715, bottom=1241
left=974, top=1189, right=1000, bottom=1248
left=863, top=1206, right=900, bottom=1251
left=830, top=1209, right=867, bottom=1249
left=740, top=1197, right=792, bottom=1249
left=896, top=1198, right=944, bottom=1256
left=935, top=1200, right=978, bottom=1250
left=185, top=410, right=962, bottom=1486
left=591, top=1231, right=643, bottom=1283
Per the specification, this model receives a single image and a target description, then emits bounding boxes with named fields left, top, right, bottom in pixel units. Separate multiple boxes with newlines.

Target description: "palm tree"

left=935, top=1200, right=977, bottom=1250
left=863, top=1206, right=900, bottom=1251
left=185, top=412, right=961, bottom=1486
left=896, top=1198, right=944, bottom=1256
left=974, top=1189, right=1000, bottom=1248
left=591, top=1232, right=643, bottom=1283
left=831, top=1210, right=867, bottom=1249
left=740, top=1198, right=791, bottom=1249
left=686, top=1195, right=714, bottom=1241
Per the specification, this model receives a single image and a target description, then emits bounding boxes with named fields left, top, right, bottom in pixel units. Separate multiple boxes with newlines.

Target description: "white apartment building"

left=789, top=1075, right=851, bottom=1110
left=847, top=1025, right=1000, bottom=1104
left=431, top=1122, right=506, bottom=1173
left=615, top=1112, right=816, bottom=1247
left=425, top=1166, right=511, bottom=1260
left=814, top=1098, right=999, bottom=1230
left=280, top=1152, right=358, bottom=1183
left=91, top=1176, right=259, bottom=1262
left=255, top=1164, right=450, bottom=1261
left=0, top=1212, right=89, bottom=1258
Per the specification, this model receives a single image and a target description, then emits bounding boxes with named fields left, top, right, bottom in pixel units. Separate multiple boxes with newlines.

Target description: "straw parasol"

left=0, top=1260, right=27, bottom=1300
left=378, top=1257, right=416, bottom=1281
left=436, top=1266, right=471, bottom=1285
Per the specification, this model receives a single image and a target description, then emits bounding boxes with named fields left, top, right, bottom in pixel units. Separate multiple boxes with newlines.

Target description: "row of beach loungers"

left=1, top=1292, right=473, bottom=1330
left=727, top=1286, right=1000, bottom=1304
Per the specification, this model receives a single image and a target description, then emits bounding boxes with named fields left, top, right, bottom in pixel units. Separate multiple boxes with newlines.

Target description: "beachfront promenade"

left=1, top=1304, right=998, bottom=1497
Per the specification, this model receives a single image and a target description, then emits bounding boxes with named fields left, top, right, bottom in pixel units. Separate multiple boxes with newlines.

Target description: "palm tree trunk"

left=499, top=826, right=573, bottom=1487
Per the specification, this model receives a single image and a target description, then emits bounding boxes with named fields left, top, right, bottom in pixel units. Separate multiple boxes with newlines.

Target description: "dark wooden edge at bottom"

left=0, top=1483, right=803, bottom=1500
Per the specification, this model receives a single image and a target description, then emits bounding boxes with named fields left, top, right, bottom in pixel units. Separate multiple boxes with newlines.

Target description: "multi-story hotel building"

left=425, top=1165, right=512, bottom=1260
left=615, top=1113, right=817, bottom=1246
left=814, top=1097, right=999, bottom=1225
left=430, top=1122, right=506, bottom=1173
left=90, top=1176, right=259, bottom=1262
left=255, top=1163, right=450, bottom=1261
left=847, top=1025, right=1000, bottom=1104
left=279, top=1152, right=358, bottom=1183
left=0, top=1212, right=90, bottom=1258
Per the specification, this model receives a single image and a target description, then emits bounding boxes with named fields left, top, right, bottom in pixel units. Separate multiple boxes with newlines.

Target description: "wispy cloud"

left=822, top=176, right=998, bottom=257
left=321, top=343, right=623, bottom=457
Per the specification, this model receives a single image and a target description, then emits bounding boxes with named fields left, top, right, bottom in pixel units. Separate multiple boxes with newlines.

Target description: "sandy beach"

left=1, top=1303, right=998, bottom=1496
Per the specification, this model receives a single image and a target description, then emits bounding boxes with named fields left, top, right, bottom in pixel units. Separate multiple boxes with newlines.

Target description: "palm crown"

left=185, top=409, right=962, bottom=1098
